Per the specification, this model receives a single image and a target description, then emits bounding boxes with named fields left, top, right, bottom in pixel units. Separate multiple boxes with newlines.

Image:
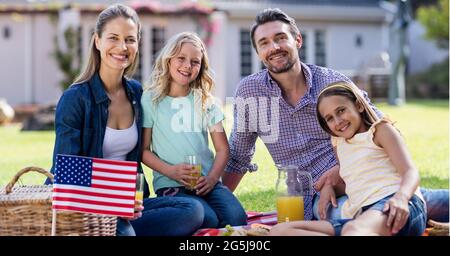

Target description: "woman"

left=47, top=4, right=204, bottom=236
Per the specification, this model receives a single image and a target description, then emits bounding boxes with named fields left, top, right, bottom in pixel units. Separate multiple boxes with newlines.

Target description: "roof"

left=0, top=0, right=214, bottom=15
left=0, top=0, right=388, bottom=21
left=212, top=0, right=382, bottom=7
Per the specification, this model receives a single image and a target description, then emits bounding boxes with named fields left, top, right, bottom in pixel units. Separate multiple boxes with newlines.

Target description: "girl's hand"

left=194, top=175, right=219, bottom=196
left=383, top=192, right=410, bottom=234
left=122, top=199, right=144, bottom=221
left=168, top=164, right=197, bottom=187
left=318, top=184, right=337, bottom=220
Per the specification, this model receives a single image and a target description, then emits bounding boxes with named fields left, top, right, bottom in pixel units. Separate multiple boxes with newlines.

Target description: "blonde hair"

left=316, top=81, right=383, bottom=136
left=144, top=32, right=214, bottom=109
left=73, top=4, right=141, bottom=84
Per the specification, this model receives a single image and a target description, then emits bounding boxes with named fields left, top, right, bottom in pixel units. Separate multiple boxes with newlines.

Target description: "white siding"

left=224, top=18, right=256, bottom=97
left=0, top=14, right=63, bottom=105
left=0, top=4, right=395, bottom=104
left=33, top=15, right=62, bottom=105
left=327, top=23, right=385, bottom=74
left=0, top=14, right=27, bottom=105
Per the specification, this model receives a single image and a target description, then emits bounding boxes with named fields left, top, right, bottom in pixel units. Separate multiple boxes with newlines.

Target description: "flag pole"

left=51, top=209, right=57, bottom=236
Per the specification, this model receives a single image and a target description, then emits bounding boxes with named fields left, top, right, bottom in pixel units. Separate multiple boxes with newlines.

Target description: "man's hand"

left=318, top=184, right=337, bottom=220
left=314, top=165, right=342, bottom=191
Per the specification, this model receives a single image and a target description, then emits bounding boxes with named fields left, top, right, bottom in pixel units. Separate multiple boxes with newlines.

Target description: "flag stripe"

left=53, top=191, right=134, bottom=204
left=92, top=166, right=137, bottom=175
left=92, top=171, right=136, bottom=180
left=53, top=201, right=133, bottom=213
left=53, top=186, right=135, bottom=199
left=93, top=158, right=138, bottom=167
left=92, top=174, right=136, bottom=183
left=53, top=205, right=133, bottom=218
left=52, top=196, right=135, bottom=208
left=91, top=179, right=136, bottom=188
left=91, top=183, right=136, bottom=191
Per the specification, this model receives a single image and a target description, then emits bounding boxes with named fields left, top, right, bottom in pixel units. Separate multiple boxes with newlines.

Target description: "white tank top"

left=102, top=120, right=138, bottom=161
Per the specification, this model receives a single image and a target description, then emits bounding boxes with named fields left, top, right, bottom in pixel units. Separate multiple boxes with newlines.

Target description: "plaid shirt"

left=226, top=63, right=381, bottom=220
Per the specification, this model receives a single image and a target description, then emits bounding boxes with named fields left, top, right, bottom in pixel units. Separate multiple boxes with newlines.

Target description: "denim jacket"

left=47, top=72, right=149, bottom=197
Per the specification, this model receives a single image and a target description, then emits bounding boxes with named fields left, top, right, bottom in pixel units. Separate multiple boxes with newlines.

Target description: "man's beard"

left=263, top=54, right=296, bottom=73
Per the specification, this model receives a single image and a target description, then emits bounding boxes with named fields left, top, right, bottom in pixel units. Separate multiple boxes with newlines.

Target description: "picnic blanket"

left=193, top=211, right=277, bottom=236
left=193, top=211, right=445, bottom=236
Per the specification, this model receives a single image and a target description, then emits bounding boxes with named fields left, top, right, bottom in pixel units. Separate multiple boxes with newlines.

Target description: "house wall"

left=222, top=16, right=388, bottom=97
left=224, top=18, right=256, bottom=97
left=0, top=14, right=27, bottom=105
left=0, top=13, right=61, bottom=105
left=326, top=22, right=385, bottom=74
left=33, top=15, right=61, bottom=105
left=0, top=4, right=394, bottom=105
left=0, top=12, right=203, bottom=106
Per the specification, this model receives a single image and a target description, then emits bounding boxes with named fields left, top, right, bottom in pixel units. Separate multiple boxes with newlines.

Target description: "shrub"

left=406, top=57, right=449, bottom=99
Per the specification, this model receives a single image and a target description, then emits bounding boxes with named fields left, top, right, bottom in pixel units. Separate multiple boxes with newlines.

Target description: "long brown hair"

left=316, top=81, right=380, bottom=136
left=73, top=4, right=141, bottom=84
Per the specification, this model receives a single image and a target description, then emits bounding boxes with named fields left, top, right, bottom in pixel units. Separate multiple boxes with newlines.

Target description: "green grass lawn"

left=0, top=100, right=448, bottom=212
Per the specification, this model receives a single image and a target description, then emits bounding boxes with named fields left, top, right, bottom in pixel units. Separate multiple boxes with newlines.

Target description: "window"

left=151, top=27, right=165, bottom=65
left=315, top=30, right=326, bottom=67
left=240, top=29, right=252, bottom=77
left=355, top=34, right=363, bottom=48
left=3, top=26, right=11, bottom=39
left=298, top=32, right=306, bottom=63
left=77, top=26, right=83, bottom=65
left=133, top=39, right=143, bottom=82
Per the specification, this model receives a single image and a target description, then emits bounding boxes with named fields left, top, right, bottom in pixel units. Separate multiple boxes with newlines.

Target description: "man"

left=223, top=8, right=448, bottom=222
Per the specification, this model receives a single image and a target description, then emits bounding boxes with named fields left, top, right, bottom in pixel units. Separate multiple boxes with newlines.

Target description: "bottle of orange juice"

left=276, top=195, right=304, bottom=222
left=275, top=165, right=312, bottom=223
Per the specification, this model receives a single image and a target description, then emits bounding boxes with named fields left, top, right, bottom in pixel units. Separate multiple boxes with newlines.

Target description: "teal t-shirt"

left=141, top=90, right=224, bottom=192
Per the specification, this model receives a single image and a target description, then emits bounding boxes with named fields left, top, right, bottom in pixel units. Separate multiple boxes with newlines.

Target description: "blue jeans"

left=121, top=196, right=203, bottom=236
left=313, top=188, right=449, bottom=222
left=116, top=218, right=136, bottom=236
left=157, top=182, right=247, bottom=228
left=421, top=188, right=449, bottom=222
left=327, top=194, right=426, bottom=236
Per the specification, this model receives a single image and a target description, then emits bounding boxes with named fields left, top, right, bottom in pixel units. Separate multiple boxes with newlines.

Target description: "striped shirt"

left=226, top=63, right=380, bottom=220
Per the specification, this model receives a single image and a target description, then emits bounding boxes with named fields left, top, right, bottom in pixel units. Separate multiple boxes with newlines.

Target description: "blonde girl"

left=141, top=32, right=247, bottom=228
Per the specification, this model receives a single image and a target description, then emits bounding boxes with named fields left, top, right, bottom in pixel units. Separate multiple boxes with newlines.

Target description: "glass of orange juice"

left=184, top=155, right=202, bottom=190
left=135, top=173, right=145, bottom=203
left=275, top=165, right=311, bottom=223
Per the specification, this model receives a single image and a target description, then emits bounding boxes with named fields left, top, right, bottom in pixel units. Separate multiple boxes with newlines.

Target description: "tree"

left=417, top=0, right=449, bottom=48
left=53, top=26, right=81, bottom=90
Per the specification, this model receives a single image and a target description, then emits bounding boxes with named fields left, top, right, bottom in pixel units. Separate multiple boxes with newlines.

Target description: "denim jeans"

left=157, top=182, right=247, bottom=228
left=326, top=194, right=426, bottom=236
left=122, top=196, right=203, bottom=236
left=421, top=188, right=449, bottom=222
left=313, top=188, right=449, bottom=222
left=116, top=218, right=136, bottom=236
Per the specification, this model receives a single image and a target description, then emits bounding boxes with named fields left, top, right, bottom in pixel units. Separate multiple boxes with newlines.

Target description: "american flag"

left=52, top=154, right=137, bottom=218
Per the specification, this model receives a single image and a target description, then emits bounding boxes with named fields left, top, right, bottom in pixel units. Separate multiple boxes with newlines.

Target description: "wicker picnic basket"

left=0, top=167, right=117, bottom=236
